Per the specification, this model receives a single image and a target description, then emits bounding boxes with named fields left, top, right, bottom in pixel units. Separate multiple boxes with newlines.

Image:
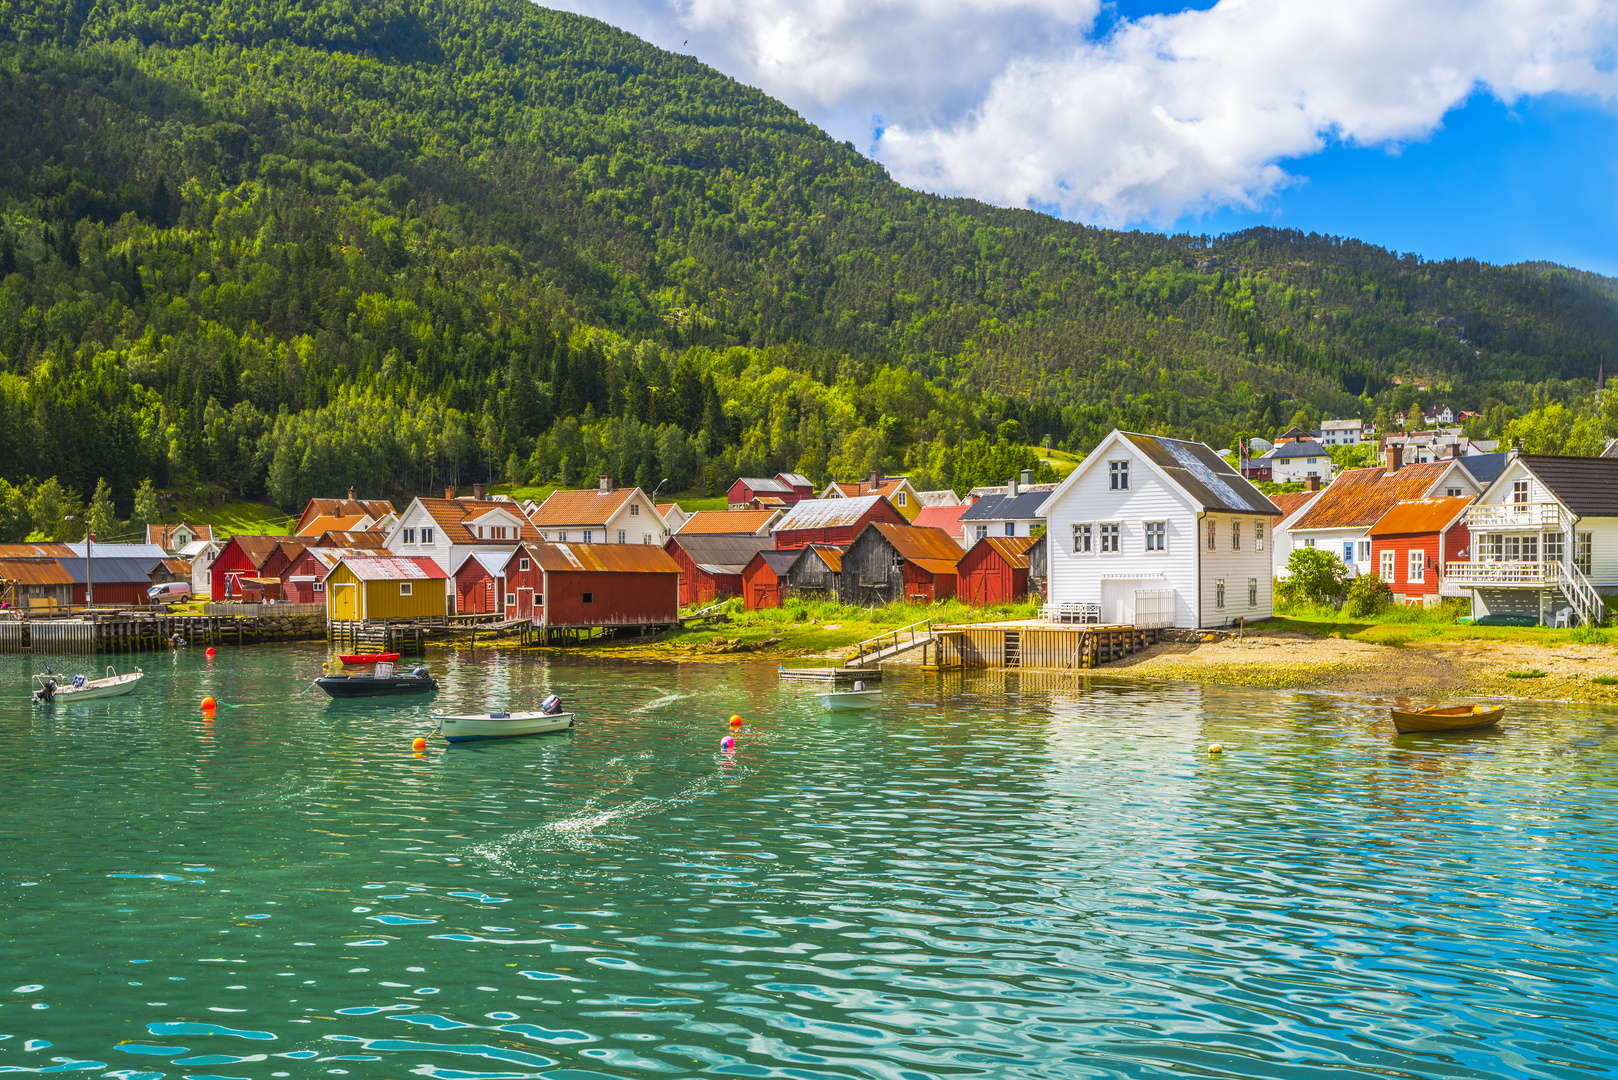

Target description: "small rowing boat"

left=1390, top=704, right=1504, bottom=734
left=816, top=680, right=881, bottom=712
left=339, top=651, right=400, bottom=665
left=32, top=666, right=143, bottom=703
left=316, top=661, right=438, bottom=699
left=433, top=710, right=575, bottom=743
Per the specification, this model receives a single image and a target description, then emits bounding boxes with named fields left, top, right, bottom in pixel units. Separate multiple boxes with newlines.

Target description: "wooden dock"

left=926, top=621, right=1160, bottom=671
left=0, top=612, right=323, bottom=654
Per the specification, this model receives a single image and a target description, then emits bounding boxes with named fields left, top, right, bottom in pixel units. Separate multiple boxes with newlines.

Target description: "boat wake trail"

left=631, top=689, right=689, bottom=713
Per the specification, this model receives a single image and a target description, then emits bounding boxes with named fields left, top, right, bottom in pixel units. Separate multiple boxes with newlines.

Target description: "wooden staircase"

left=845, top=620, right=935, bottom=669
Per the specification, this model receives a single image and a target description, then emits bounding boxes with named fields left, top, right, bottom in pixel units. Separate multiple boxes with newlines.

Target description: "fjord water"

left=2, top=644, right=1616, bottom=1080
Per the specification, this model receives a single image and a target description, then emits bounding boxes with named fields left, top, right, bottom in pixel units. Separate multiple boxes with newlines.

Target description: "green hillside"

left=0, top=0, right=1615, bottom=534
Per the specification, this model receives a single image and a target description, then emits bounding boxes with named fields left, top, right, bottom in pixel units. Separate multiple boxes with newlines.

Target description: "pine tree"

left=129, top=478, right=159, bottom=538
left=87, top=478, right=117, bottom=540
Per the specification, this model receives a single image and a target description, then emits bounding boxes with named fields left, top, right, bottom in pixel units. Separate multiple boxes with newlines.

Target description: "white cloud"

left=558, top=0, right=1618, bottom=224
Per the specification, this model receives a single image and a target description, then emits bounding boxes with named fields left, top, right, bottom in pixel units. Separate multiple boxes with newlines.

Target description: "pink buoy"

left=720, top=735, right=735, bottom=750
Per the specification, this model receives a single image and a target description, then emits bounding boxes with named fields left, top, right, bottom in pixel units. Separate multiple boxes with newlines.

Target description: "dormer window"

left=403, top=528, right=416, bottom=544
left=897, top=492, right=907, bottom=506
left=1110, top=460, right=1129, bottom=490
left=422, top=528, right=433, bottom=544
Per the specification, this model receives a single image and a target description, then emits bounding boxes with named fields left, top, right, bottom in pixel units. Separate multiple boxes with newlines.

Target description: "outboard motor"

left=34, top=678, right=56, bottom=703
left=412, top=667, right=430, bottom=679
left=540, top=694, right=562, bottom=715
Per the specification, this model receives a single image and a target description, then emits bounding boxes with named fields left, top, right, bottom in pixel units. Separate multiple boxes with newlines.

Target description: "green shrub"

left=1593, top=675, right=1618, bottom=686
left=1345, top=574, right=1392, bottom=617
left=1283, top=547, right=1350, bottom=605
left=1504, top=669, right=1548, bottom=679
left=1570, top=625, right=1610, bottom=645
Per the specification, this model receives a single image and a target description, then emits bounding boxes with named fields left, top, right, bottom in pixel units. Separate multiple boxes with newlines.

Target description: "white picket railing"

left=1465, top=502, right=1563, bottom=529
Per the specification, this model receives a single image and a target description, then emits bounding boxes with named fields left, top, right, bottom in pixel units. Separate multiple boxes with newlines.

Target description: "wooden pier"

left=0, top=612, right=325, bottom=654
left=926, top=621, right=1161, bottom=671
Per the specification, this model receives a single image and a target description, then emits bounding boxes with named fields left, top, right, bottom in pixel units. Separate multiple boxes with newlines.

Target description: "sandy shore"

left=1099, top=633, right=1618, bottom=704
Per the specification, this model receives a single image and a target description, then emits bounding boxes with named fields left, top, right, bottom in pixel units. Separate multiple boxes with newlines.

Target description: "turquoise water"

left=2, top=643, right=1617, bottom=1079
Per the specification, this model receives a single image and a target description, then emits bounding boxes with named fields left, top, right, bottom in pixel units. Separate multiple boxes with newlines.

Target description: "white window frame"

left=1144, top=521, right=1166, bottom=552
left=399, top=582, right=413, bottom=596
left=975, top=525, right=988, bottom=541
left=1207, top=521, right=1216, bottom=551
left=1232, top=520, right=1241, bottom=551
left=897, top=491, right=908, bottom=506
left=1215, top=578, right=1225, bottom=609
left=403, top=527, right=416, bottom=544
left=1247, top=578, right=1257, bottom=607
left=1512, top=480, right=1529, bottom=505
left=1576, top=532, right=1592, bottom=574
left=1255, top=522, right=1264, bottom=552
left=1380, top=549, right=1395, bottom=581
left=1072, top=523, right=1091, bottom=554
left=618, top=530, right=626, bottom=543
left=643, top=534, right=653, bottom=545
left=583, top=530, right=593, bottom=543
left=519, top=558, right=530, bottom=571
left=1109, top=460, right=1129, bottom=490
left=313, top=580, right=325, bottom=593
left=1356, top=540, right=1371, bottom=563
left=629, top=503, right=639, bottom=516
left=1408, top=549, right=1424, bottom=583
left=422, top=527, right=433, bottom=544
left=1099, top=522, right=1120, bottom=553
left=506, top=593, right=516, bottom=605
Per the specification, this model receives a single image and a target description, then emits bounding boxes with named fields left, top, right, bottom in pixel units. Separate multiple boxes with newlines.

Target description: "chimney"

left=1007, top=475, right=1020, bottom=498
left=1020, top=467, right=1034, bottom=485
left=348, top=486, right=357, bottom=501
left=445, top=486, right=456, bottom=500
left=599, top=475, right=612, bottom=492
left=1306, top=475, right=1320, bottom=492
left=473, top=483, right=486, bottom=500
left=868, top=469, right=881, bottom=490
left=1448, top=442, right=1460, bottom=460
left=1388, top=444, right=1403, bottom=473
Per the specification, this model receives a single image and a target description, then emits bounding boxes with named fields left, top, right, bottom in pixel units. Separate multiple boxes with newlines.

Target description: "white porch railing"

left=1132, top=589, right=1176, bottom=629
left=1464, top=502, right=1562, bottom=529
left=1443, top=562, right=1563, bottom=587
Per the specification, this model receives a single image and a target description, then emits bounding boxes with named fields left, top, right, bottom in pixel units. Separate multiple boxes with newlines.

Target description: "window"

left=630, top=503, right=640, bottom=516
left=422, top=528, right=433, bottom=544
left=1446, top=488, right=1463, bottom=498
left=1381, top=549, right=1395, bottom=580
left=1504, top=535, right=1521, bottom=560
left=1110, top=460, right=1129, bottom=490
left=506, top=593, right=516, bottom=605
left=1207, top=521, right=1216, bottom=550
left=476, top=526, right=484, bottom=539
left=1576, top=532, right=1592, bottom=575
left=1304, top=538, right=1315, bottom=548
left=897, top=492, right=908, bottom=506
left=1342, top=541, right=1354, bottom=565
left=1248, top=578, right=1258, bottom=607
left=582, top=592, right=594, bottom=604
left=1073, top=524, right=1092, bottom=554
left=205, top=570, right=212, bottom=585
left=1215, top=579, right=1225, bottom=609
left=1255, top=522, right=1264, bottom=552
left=1544, top=532, right=1564, bottom=564
left=1306, top=457, right=1317, bottom=465
left=1357, top=540, right=1371, bottom=564
left=519, top=558, right=530, bottom=572
left=583, top=530, right=593, bottom=543
left=1408, top=549, right=1425, bottom=583
left=1145, top=521, right=1166, bottom=552
left=1522, top=535, right=1539, bottom=562
left=399, top=582, right=413, bottom=596
left=975, top=525, right=989, bottom=540
left=1005, top=523, right=1016, bottom=536
left=617, top=530, right=626, bottom=543
left=643, top=534, right=653, bottom=545
left=1483, top=534, right=1503, bottom=560
left=314, top=581, right=325, bottom=593
left=1513, top=480, right=1529, bottom=505
left=403, top=527, right=416, bottom=544
left=1232, top=521, right=1241, bottom=550
left=1100, top=523, right=1120, bottom=553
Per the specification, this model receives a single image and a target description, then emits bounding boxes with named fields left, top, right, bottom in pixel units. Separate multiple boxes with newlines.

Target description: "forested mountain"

left=1, top=0, right=1615, bottom=525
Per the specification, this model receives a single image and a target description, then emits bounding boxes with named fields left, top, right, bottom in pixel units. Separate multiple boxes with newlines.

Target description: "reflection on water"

left=1, top=642, right=1616, bottom=1079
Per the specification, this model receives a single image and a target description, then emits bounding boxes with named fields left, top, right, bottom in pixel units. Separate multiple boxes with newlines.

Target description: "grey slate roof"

left=1520, top=455, right=1618, bottom=517
left=58, top=557, right=164, bottom=584
left=1127, top=433, right=1283, bottom=515
left=667, top=533, right=773, bottom=574
left=1458, top=452, right=1509, bottom=485
left=1258, top=440, right=1329, bottom=460
left=960, top=490, right=1050, bottom=521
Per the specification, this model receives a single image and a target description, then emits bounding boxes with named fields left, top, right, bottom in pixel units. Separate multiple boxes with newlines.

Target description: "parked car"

left=147, top=581, right=192, bottom=602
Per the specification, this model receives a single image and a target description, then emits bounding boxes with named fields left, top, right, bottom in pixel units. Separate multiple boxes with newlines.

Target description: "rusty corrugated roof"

left=529, top=543, right=681, bottom=574
left=0, top=543, right=74, bottom=559
left=337, top=555, right=447, bottom=581
left=797, top=544, right=844, bottom=573
left=1268, top=491, right=1320, bottom=520
left=1368, top=497, right=1474, bottom=536
left=677, top=510, right=781, bottom=535
left=1290, top=463, right=1452, bottom=530
left=316, top=530, right=390, bottom=548
left=967, top=535, right=1036, bottom=567
left=775, top=494, right=891, bottom=531
left=0, top=558, right=75, bottom=585
left=869, top=522, right=965, bottom=565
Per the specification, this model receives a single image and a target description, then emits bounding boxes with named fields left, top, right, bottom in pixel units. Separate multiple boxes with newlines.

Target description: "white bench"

left=1044, top=602, right=1100, bottom=624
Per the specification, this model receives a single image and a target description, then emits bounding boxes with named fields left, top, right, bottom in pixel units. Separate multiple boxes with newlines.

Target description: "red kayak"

left=338, top=652, right=400, bottom=665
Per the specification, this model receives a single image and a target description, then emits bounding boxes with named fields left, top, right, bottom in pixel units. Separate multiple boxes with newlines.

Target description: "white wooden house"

left=1444, top=453, right=1618, bottom=626
left=526, top=479, right=668, bottom=545
left=1037, top=431, right=1282, bottom=628
left=384, top=492, right=544, bottom=611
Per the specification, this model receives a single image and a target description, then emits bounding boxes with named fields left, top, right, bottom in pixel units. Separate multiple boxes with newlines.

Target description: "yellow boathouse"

left=325, top=555, right=448, bottom=622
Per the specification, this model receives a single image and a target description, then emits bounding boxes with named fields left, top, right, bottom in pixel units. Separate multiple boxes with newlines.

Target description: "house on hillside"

left=772, top=494, right=906, bottom=550
left=384, top=493, right=544, bottom=611
left=527, top=479, right=667, bottom=545
left=1252, top=439, right=1334, bottom=484
left=914, top=504, right=969, bottom=548
left=728, top=473, right=813, bottom=509
left=324, top=555, right=448, bottom=622
left=1039, top=430, right=1282, bottom=628
left=675, top=509, right=783, bottom=537
left=1319, top=419, right=1363, bottom=446
left=1445, top=453, right=1618, bottom=626
left=957, top=536, right=1035, bottom=606
left=820, top=473, right=923, bottom=521
left=740, top=549, right=802, bottom=610
left=959, top=478, right=1048, bottom=541
left=1275, top=448, right=1480, bottom=579
left=837, top=522, right=962, bottom=605
left=1366, top=498, right=1472, bottom=606
left=147, top=522, right=213, bottom=555
left=294, top=490, right=398, bottom=538
left=664, top=533, right=773, bottom=607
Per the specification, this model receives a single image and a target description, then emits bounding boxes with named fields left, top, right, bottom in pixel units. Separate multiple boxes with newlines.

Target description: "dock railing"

left=846, top=619, right=935, bottom=668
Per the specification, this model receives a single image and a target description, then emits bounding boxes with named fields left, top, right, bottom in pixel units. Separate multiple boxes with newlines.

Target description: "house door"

left=517, top=588, right=534, bottom=620
left=1100, top=579, right=1141, bottom=624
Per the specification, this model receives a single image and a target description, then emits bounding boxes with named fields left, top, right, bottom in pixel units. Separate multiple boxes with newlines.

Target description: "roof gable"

left=408, top=497, right=543, bottom=544
left=1367, top=497, right=1474, bottom=537
left=1290, top=462, right=1453, bottom=531
left=527, top=487, right=647, bottom=528
left=1041, top=430, right=1281, bottom=517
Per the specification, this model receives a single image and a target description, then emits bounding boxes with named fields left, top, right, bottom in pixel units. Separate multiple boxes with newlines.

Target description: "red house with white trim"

left=1366, top=497, right=1472, bottom=606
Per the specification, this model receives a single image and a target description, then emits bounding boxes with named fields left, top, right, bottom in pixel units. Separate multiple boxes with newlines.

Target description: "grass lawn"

left=1263, top=602, right=1613, bottom=649
left=1040, top=446, right=1082, bottom=478
left=178, top=500, right=294, bottom=537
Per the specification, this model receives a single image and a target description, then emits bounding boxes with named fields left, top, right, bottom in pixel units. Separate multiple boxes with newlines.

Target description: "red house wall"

left=281, top=549, right=329, bottom=604
left=901, top=565, right=955, bottom=603
left=957, top=549, right=1028, bottom=606
left=454, top=561, right=503, bottom=614
left=504, top=549, right=544, bottom=621
left=73, top=582, right=148, bottom=607
left=664, top=540, right=743, bottom=607
left=210, top=544, right=261, bottom=600
left=742, top=559, right=783, bottom=611
left=774, top=501, right=907, bottom=551
left=1372, top=532, right=1444, bottom=599
left=542, top=570, right=678, bottom=627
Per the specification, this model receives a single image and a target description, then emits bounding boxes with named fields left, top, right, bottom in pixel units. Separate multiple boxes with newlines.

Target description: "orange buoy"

left=200, top=696, right=216, bottom=710
left=729, top=715, right=743, bottom=728
left=205, top=647, right=216, bottom=659
left=412, top=737, right=427, bottom=751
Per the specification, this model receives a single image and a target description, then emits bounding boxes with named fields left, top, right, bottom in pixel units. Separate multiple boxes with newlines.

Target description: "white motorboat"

left=433, top=707, right=575, bottom=743
left=32, top=665, right=143, bottom=703
left=816, top=680, right=881, bottom=711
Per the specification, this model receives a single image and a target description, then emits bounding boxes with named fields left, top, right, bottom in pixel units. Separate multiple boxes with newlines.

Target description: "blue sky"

left=566, top=0, right=1618, bottom=276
